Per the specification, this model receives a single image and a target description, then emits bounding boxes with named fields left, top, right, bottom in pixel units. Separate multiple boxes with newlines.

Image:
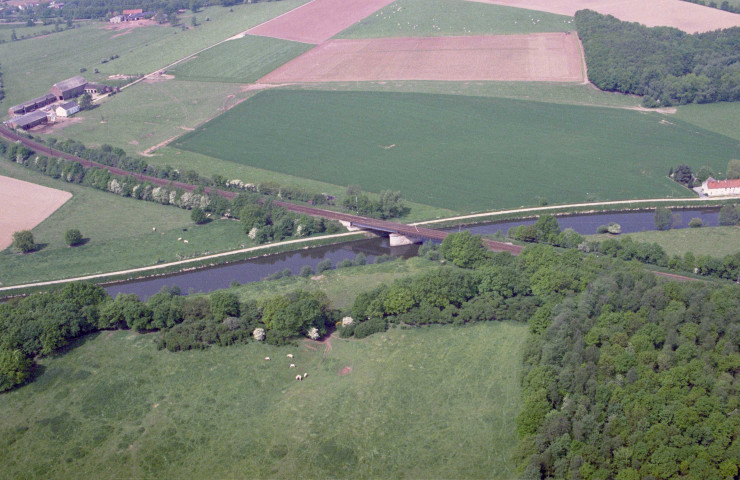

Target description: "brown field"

left=246, top=0, right=397, bottom=44
left=0, top=176, right=72, bottom=251
left=467, top=0, right=740, bottom=33
left=259, top=33, right=586, bottom=83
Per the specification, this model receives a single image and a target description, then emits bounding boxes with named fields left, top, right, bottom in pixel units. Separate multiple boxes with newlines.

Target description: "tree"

left=440, top=230, right=487, bottom=268
left=0, top=349, right=33, bottom=392
left=65, top=229, right=83, bottom=246
left=654, top=207, right=672, bottom=230
left=672, top=164, right=693, bottom=185
left=696, top=165, right=715, bottom=183
left=209, top=291, right=239, bottom=321
left=10, top=29, right=17, bottom=41
left=12, top=230, right=35, bottom=253
left=191, top=207, right=207, bottom=224
left=718, top=205, right=739, bottom=226
left=727, top=159, right=740, bottom=179
left=78, top=92, right=93, bottom=111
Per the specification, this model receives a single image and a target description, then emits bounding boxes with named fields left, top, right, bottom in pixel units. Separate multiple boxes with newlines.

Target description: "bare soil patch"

left=467, top=0, right=740, bottom=34
left=0, top=176, right=72, bottom=250
left=246, top=0, right=397, bottom=44
left=101, top=19, right=159, bottom=33
left=33, top=116, right=84, bottom=134
left=260, top=33, right=585, bottom=83
left=144, top=72, right=175, bottom=83
left=338, top=366, right=352, bottom=376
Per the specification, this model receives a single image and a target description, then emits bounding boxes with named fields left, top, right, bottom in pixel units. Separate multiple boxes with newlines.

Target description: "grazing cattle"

left=183, top=239, right=189, bottom=244
left=303, top=372, right=308, bottom=378
left=289, top=364, right=296, bottom=368
left=287, top=354, right=294, bottom=359
left=178, top=237, right=182, bottom=241
left=264, top=357, right=270, bottom=361
left=295, top=375, right=302, bottom=381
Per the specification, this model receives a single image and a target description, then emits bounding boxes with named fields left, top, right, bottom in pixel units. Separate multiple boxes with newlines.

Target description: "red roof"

left=707, top=179, right=740, bottom=189
left=123, top=8, right=142, bottom=14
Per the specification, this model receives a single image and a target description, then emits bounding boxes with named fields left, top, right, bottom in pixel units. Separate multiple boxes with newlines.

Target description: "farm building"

left=123, top=8, right=143, bottom=14
left=7, top=110, right=49, bottom=130
left=8, top=93, right=56, bottom=116
left=109, top=15, right=123, bottom=23
left=56, top=101, right=80, bottom=117
left=51, top=76, right=87, bottom=101
left=84, top=83, right=112, bottom=95
left=702, top=178, right=740, bottom=196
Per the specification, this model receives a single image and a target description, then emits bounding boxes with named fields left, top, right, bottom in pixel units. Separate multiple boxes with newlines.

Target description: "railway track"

left=0, top=125, right=522, bottom=254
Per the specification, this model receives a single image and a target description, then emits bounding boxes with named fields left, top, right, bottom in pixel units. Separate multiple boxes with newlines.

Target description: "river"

left=107, top=207, right=721, bottom=300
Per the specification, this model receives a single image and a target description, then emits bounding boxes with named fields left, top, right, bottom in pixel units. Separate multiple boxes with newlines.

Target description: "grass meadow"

left=673, top=102, right=740, bottom=143
left=0, top=321, right=525, bottom=479
left=0, top=0, right=309, bottom=107
left=0, top=160, right=253, bottom=286
left=54, top=80, right=256, bottom=153
left=173, top=90, right=740, bottom=212
left=335, top=0, right=574, bottom=38
left=169, top=35, right=312, bottom=83
left=602, top=226, right=740, bottom=257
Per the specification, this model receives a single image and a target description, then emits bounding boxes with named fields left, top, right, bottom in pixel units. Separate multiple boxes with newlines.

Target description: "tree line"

left=576, top=10, right=740, bottom=106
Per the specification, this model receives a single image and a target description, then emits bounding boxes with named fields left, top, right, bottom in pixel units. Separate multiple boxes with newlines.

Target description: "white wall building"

left=702, top=178, right=740, bottom=197
left=56, top=101, right=80, bottom=117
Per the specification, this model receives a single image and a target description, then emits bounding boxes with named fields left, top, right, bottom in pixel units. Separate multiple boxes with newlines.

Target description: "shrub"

left=65, top=228, right=83, bottom=246
left=299, top=265, right=314, bottom=278
left=354, top=317, right=387, bottom=339
left=12, top=230, right=35, bottom=253
left=688, top=217, right=703, bottom=228
left=337, top=259, right=354, bottom=268
left=607, top=223, right=621, bottom=234
left=316, top=259, right=332, bottom=273
left=191, top=207, right=207, bottom=224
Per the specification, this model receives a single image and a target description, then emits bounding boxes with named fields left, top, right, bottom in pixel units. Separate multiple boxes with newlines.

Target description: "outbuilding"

left=51, top=76, right=87, bottom=101
left=56, top=101, right=80, bottom=117
left=8, top=93, right=56, bottom=116
left=7, top=110, right=49, bottom=130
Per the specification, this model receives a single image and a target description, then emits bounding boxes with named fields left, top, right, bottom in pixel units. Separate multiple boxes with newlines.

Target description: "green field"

left=603, top=226, right=740, bottom=257
left=335, top=0, right=574, bottom=38
left=0, top=322, right=525, bottom=478
left=0, top=161, right=254, bottom=286
left=673, top=102, right=740, bottom=142
left=169, top=35, right=312, bottom=83
left=55, top=80, right=256, bottom=153
left=0, top=0, right=309, bottom=108
left=173, top=89, right=740, bottom=212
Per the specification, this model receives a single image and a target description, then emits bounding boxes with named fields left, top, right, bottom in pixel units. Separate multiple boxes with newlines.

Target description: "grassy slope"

left=169, top=35, right=313, bottom=83
left=672, top=102, right=740, bottom=143
left=0, top=0, right=310, bottom=108
left=0, top=161, right=253, bottom=286
left=335, top=0, right=574, bottom=38
left=173, top=89, right=740, bottom=212
left=0, top=322, right=525, bottom=479
left=604, top=226, right=740, bottom=257
left=55, top=80, right=256, bottom=153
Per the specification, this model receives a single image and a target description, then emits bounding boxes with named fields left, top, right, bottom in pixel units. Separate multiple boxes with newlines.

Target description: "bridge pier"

left=339, top=220, right=363, bottom=232
left=389, top=233, right=423, bottom=246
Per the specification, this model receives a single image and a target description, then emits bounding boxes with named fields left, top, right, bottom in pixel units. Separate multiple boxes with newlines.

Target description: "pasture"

left=335, top=0, right=574, bottom=38
left=0, top=0, right=310, bottom=107
left=611, top=226, right=740, bottom=257
left=169, top=35, right=312, bottom=84
left=0, top=322, right=525, bottom=479
left=673, top=102, right=740, bottom=142
left=173, top=90, right=740, bottom=212
left=0, top=161, right=250, bottom=286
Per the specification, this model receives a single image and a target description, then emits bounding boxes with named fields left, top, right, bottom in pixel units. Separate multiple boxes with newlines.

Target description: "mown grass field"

left=173, top=89, right=740, bottom=212
left=602, top=226, right=740, bottom=257
left=169, top=35, right=312, bottom=83
left=0, top=0, right=309, bottom=107
left=55, top=80, right=256, bottom=153
left=0, top=161, right=254, bottom=286
left=673, top=102, right=740, bottom=142
left=335, top=0, right=574, bottom=38
left=0, top=321, right=525, bottom=479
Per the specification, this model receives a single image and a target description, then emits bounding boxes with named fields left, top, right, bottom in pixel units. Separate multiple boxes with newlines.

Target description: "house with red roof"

left=701, top=178, right=740, bottom=197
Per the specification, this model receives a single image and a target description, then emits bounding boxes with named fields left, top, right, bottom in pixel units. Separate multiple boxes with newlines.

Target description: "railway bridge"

left=0, top=125, right=523, bottom=255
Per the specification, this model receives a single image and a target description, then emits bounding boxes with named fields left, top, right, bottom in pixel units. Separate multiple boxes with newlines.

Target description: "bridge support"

left=389, top=233, right=423, bottom=246
left=339, top=220, right=363, bottom=232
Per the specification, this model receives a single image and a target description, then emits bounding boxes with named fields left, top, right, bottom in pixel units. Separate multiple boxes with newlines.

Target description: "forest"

left=576, top=10, right=740, bottom=106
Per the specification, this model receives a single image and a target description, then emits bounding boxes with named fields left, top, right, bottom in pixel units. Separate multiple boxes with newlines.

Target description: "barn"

left=51, top=76, right=87, bottom=101
left=702, top=178, right=740, bottom=197
left=7, top=110, right=49, bottom=130
left=8, top=93, right=56, bottom=116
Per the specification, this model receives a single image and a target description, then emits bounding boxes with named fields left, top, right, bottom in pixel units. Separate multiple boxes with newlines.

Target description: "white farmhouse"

left=56, top=101, right=80, bottom=117
left=701, top=178, right=740, bottom=197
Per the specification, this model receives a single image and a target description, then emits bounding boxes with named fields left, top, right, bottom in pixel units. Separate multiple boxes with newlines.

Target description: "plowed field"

left=0, top=176, right=71, bottom=250
left=260, top=33, right=585, bottom=83
left=246, top=0, right=396, bottom=44
left=467, top=0, right=740, bottom=33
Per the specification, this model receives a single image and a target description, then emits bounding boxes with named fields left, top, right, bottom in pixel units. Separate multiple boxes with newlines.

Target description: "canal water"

left=107, top=208, right=720, bottom=300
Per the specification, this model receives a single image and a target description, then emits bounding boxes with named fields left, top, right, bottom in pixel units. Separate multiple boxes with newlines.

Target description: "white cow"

left=295, top=375, right=302, bottom=381
left=287, top=354, right=294, bottom=359
left=289, top=364, right=296, bottom=368
left=264, top=357, right=270, bottom=361
left=303, top=372, right=308, bottom=379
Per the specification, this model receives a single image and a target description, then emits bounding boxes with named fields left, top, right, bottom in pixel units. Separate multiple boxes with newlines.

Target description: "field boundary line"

left=0, top=232, right=360, bottom=292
